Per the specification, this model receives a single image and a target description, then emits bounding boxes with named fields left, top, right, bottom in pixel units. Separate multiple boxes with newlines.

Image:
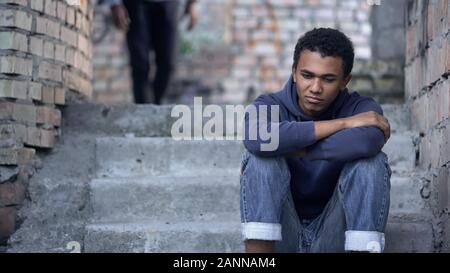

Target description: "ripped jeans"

left=239, top=150, right=392, bottom=253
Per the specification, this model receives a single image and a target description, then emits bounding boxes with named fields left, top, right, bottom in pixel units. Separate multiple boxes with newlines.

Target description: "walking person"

left=106, top=0, right=198, bottom=104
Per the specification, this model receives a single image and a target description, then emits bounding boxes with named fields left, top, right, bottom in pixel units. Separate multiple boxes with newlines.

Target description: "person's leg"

left=273, top=189, right=305, bottom=253
left=240, top=150, right=300, bottom=253
left=308, top=186, right=346, bottom=253
left=310, top=152, right=392, bottom=253
left=147, top=1, right=179, bottom=105
left=123, top=0, right=150, bottom=104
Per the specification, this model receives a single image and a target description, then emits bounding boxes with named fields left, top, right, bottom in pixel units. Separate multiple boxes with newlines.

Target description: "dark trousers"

left=123, top=0, right=179, bottom=104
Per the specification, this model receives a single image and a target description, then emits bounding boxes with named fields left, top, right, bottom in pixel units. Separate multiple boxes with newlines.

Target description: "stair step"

left=65, top=104, right=411, bottom=137
left=83, top=218, right=430, bottom=253
left=63, top=103, right=175, bottom=137
left=90, top=173, right=421, bottom=224
left=381, top=104, right=411, bottom=133
left=389, top=175, right=428, bottom=215
left=84, top=221, right=244, bottom=253
left=384, top=219, right=434, bottom=253
left=95, top=134, right=414, bottom=179
left=382, top=132, right=416, bottom=172
left=95, top=137, right=244, bottom=178
left=64, top=103, right=243, bottom=138
left=90, top=175, right=240, bottom=223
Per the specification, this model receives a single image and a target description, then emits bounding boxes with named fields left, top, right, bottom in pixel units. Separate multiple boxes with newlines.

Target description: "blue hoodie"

left=243, top=76, right=385, bottom=219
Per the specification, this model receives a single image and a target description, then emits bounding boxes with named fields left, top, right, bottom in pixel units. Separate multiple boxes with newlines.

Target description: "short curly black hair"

left=293, top=28, right=355, bottom=77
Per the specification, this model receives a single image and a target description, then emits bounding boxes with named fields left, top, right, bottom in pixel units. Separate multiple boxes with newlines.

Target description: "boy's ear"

left=342, top=74, right=352, bottom=89
left=292, top=67, right=297, bottom=83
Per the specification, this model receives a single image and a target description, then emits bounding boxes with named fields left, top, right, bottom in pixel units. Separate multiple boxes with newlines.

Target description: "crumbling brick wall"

left=405, top=0, right=450, bottom=251
left=0, top=0, right=93, bottom=246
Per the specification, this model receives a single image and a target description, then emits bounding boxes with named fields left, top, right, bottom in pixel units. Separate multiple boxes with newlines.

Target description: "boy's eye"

left=324, top=78, right=336, bottom=83
left=302, top=73, right=313, bottom=79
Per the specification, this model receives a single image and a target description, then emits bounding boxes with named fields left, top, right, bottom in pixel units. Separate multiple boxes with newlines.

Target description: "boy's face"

left=292, top=50, right=352, bottom=118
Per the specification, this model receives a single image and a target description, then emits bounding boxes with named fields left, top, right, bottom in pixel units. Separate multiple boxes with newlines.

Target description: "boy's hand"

left=184, top=0, right=198, bottom=31
left=344, top=111, right=391, bottom=143
left=111, top=5, right=130, bottom=31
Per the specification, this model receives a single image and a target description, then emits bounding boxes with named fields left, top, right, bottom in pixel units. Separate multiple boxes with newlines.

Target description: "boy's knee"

left=342, top=152, right=389, bottom=174
left=241, top=150, right=290, bottom=180
left=339, top=152, right=391, bottom=192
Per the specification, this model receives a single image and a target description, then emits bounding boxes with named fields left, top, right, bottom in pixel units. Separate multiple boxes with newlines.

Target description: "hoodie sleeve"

left=243, top=96, right=317, bottom=157
left=303, top=98, right=386, bottom=162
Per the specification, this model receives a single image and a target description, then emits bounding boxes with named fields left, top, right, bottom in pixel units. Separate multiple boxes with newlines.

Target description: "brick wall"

left=0, top=0, right=93, bottom=245
left=405, top=0, right=450, bottom=251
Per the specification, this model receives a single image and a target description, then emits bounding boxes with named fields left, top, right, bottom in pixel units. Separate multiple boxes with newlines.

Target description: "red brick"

left=0, top=182, right=25, bottom=206
left=54, top=88, right=65, bottom=105
left=36, top=106, right=61, bottom=127
left=405, top=25, right=417, bottom=63
left=446, top=35, right=450, bottom=74
left=0, top=101, right=14, bottom=120
left=0, top=207, right=16, bottom=240
left=405, top=58, right=425, bottom=99
left=26, top=126, right=41, bottom=147
left=426, top=3, right=435, bottom=43
left=0, top=9, right=32, bottom=31
left=0, top=124, right=26, bottom=145
left=38, top=62, right=62, bottom=82
left=39, top=129, right=55, bottom=148
left=0, top=0, right=27, bottom=6
left=28, top=82, right=42, bottom=102
left=12, top=103, right=36, bottom=124
left=419, top=124, right=450, bottom=169
left=0, top=147, right=35, bottom=165
left=436, top=166, right=450, bottom=212
left=425, top=39, right=448, bottom=84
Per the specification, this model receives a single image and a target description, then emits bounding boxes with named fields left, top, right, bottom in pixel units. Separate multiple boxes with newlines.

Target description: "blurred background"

left=92, top=0, right=406, bottom=105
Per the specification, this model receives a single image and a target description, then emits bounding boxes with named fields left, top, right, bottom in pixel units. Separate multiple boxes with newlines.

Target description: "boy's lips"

left=305, top=96, right=323, bottom=104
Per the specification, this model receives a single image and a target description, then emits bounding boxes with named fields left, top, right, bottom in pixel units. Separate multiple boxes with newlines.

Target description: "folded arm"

left=302, top=99, right=390, bottom=161
left=243, top=97, right=352, bottom=157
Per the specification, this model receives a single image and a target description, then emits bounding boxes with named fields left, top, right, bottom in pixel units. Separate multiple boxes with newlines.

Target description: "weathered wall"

left=0, top=0, right=93, bottom=246
left=405, top=0, right=450, bottom=251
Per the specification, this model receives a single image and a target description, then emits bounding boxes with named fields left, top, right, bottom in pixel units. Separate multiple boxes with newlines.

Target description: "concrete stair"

left=89, top=175, right=240, bottom=223
left=81, top=103, right=433, bottom=252
left=85, top=138, right=244, bottom=253
left=84, top=221, right=243, bottom=253
left=94, top=138, right=242, bottom=178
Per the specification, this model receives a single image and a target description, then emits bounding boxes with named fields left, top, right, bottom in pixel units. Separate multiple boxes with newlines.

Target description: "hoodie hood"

left=277, top=75, right=350, bottom=121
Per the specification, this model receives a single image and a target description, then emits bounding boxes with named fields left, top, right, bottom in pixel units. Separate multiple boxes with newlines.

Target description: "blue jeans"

left=239, top=150, right=392, bottom=253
